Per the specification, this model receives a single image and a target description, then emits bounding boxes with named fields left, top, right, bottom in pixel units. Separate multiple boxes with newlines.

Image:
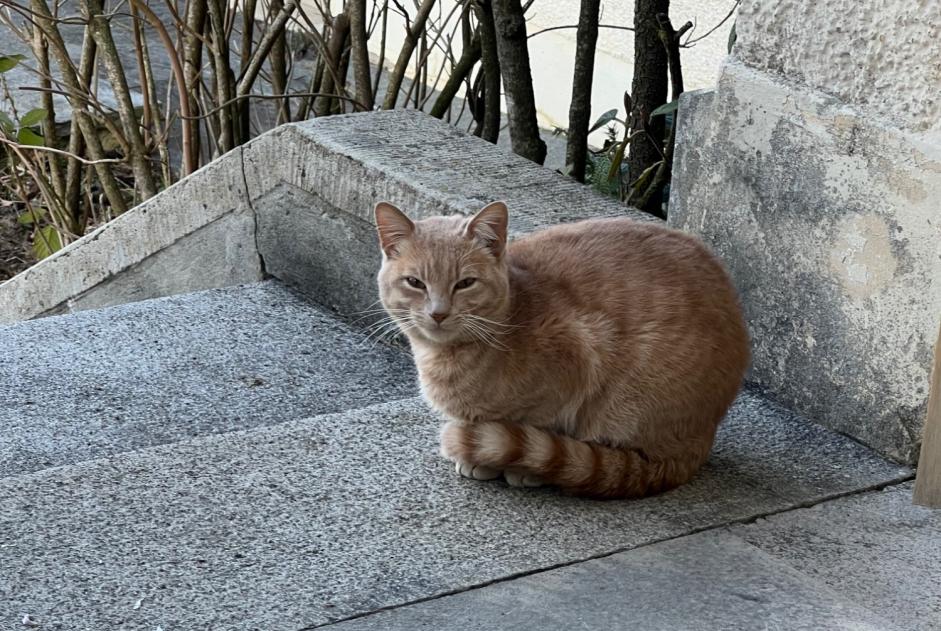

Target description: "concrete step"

left=0, top=280, right=415, bottom=476
left=0, top=387, right=911, bottom=629
left=325, top=485, right=941, bottom=631
left=326, top=530, right=901, bottom=631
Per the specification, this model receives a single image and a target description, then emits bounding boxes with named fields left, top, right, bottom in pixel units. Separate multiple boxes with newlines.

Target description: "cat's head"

left=374, top=201, right=510, bottom=346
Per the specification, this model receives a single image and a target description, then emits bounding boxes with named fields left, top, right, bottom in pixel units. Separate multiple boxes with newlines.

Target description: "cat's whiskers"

left=458, top=314, right=509, bottom=351
left=361, top=313, right=414, bottom=348
left=347, top=299, right=385, bottom=315
left=462, top=313, right=520, bottom=334
left=349, top=308, right=409, bottom=326
left=367, top=323, right=414, bottom=351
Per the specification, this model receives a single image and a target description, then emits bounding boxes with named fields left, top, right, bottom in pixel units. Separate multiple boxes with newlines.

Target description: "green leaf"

left=17, top=127, right=44, bottom=146
left=0, top=54, right=26, bottom=73
left=728, top=22, right=737, bottom=54
left=629, top=161, right=662, bottom=199
left=588, top=109, right=618, bottom=134
left=33, top=225, right=62, bottom=260
left=605, top=130, right=644, bottom=183
left=650, top=100, right=679, bottom=118
left=19, top=108, right=46, bottom=127
left=606, top=137, right=629, bottom=183
left=0, top=111, right=13, bottom=134
left=17, top=207, right=47, bottom=225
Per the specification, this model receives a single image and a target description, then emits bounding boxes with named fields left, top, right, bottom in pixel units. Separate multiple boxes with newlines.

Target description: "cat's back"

left=508, top=217, right=749, bottom=401
left=508, top=217, right=747, bottom=352
left=509, top=217, right=727, bottom=287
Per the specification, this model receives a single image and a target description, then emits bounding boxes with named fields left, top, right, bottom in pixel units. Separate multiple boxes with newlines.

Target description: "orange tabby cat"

left=375, top=201, right=749, bottom=499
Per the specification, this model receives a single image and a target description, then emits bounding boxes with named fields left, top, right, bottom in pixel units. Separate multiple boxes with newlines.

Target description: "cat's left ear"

left=466, top=201, right=508, bottom=258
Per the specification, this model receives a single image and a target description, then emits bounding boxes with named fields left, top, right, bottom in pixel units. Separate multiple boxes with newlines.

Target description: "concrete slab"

left=244, top=110, right=654, bottom=315
left=716, top=388, right=912, bottom=502
left=669, top=61, right=941, bottom=464
left=0, top=280, right=415, bottom=476
left=67, top=209, right=259, bottom=313
left=733, top=482, right=941, bottom=631
left=325, top=531, right=898, bottom=631
left=0, top=391, right=910, bottom=630
left=0, top=148, right=257, bottom=324
left=1, top=109, right=645, bottom=325
left=255, top=183, right=384, bottom=319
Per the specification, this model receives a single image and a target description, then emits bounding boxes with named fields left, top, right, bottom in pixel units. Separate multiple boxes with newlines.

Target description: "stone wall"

left=0, top=111, right=649, bottom=324
left=669, top=0, right=941, bottom=463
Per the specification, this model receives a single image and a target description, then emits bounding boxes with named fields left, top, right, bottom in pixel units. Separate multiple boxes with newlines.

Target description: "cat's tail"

left=440, top=421, right=713, bottom=499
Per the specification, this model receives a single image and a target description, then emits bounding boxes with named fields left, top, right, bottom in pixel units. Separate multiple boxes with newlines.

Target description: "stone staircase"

left=2, top=280, right=933, bottom=630
left=1, top=111, right=938, bottom=629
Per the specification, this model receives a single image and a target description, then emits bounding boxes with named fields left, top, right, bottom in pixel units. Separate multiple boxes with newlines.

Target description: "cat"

left=374, top=200, right=750, bottom=499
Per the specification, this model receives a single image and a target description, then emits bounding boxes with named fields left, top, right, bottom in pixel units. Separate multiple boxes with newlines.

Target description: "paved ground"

left=1, top=281, right=935, bottom=630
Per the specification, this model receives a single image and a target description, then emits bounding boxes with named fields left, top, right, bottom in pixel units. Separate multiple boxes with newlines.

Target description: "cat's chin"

left=410, top=326, right=469, bottom=346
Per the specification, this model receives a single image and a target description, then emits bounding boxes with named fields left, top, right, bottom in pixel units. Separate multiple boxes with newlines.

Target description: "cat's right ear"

left=374, top=202, right=415, bottom=258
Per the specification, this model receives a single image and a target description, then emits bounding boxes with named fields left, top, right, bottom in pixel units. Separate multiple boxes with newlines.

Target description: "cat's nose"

left=430, top=312, right=449, bottom=323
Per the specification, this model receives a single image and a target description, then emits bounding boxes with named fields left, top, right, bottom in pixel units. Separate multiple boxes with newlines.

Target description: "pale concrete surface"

left=669, top=54, right=941, bottom=462
left=325, top=531, right=898, bottom=631
left=735, top=0, right=941, bottom=139
left=67, top=209, right=259, bottom=313
left=0, top=388, right=911, bottom=630
left=734, top=482, right=941, bottom=631
left=0, top=280, right=415, bottom=475
left=254, top=183, right=383, bottom=319
left=0, top=149, right=257, bottom=323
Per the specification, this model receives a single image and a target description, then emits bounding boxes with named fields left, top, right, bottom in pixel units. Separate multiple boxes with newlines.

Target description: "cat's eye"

left=454, top=277, right=477, bottom=290
left=405, top=276, right=426, bottom=290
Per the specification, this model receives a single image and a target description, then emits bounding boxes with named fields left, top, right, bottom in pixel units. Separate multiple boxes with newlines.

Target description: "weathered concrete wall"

left=669, top=0, right=941, bottom=463
left=735, top=0, right=941, bottom=138
left=255, top=183, right=383, bottom=319
left=0, top=153, right=261, bottom=324
left=0, top=110, right=650, bottom=324
left=243, top=111, right=651, bottom=317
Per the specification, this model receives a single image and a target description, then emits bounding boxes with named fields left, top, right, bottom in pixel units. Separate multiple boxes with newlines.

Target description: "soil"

left=0, top=204, right=35, bottom=282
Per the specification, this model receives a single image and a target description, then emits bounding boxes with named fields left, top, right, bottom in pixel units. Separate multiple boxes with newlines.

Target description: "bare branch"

left=382, top=0, right=436, bottom=110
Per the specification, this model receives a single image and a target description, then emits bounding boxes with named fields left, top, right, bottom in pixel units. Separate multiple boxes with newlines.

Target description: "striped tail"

left=440, top=421, right=712, bottom=499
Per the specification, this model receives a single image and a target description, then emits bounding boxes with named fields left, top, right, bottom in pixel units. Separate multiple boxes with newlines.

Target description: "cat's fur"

left=375, top=201, right=749, bottom=499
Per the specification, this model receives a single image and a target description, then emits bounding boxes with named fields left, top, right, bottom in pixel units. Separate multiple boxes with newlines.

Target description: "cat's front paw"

left=439, top=420, right=470, bottom=462
left=455, top=461, right=502, bottom=480
left=505, top=470, right=544, bottom=488
left=440, top=421, right=502, bottom=481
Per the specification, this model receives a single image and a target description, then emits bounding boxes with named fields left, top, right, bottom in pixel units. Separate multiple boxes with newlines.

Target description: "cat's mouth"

left=414, top=318, right=466, bottom=343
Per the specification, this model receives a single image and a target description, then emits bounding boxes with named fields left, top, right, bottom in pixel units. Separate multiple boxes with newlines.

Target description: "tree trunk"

left=206, top=0, right=236, bottom=152
left=491, top=0, right=545, bottom=164
left=627, top=0, right=669, bottom=213
left=182, top=0, right=207, bottom=163
left=314, top=13, right=350, bottom=117
left=472, top=0, right=501, bottom=143
left=63, top=27, right=95, bottom=221
left=430, top=33, right=480, bottom=118
left=630, top=14, right=689, bottom=219
left=269, top=0, right=291, bottom=123
left=85, top=0, right=157, bottom=200
left=238, top=0, right=258, bottom=142
left=565, top=0, right=601, bottom=182
left=348, top=0, right=374, bottom=110
left=31, top=0, right=127, bottom=214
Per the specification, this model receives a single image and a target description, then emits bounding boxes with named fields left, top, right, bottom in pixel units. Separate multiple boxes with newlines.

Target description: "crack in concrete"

left=301, top=474, right=915, bottom=630
left=239, top=144, right=269, bottom=278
